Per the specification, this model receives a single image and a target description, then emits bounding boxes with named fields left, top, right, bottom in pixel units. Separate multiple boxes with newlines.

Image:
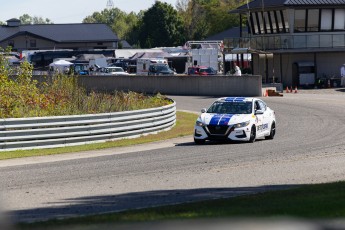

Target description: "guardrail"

left=0, top=101, right=176, bottom=151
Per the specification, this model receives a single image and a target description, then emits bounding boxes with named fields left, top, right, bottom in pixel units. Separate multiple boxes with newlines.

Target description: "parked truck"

left=136, top=58, right=168, bottom=75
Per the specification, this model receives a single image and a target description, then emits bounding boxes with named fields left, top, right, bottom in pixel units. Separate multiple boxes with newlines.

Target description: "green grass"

left=0, top=111, right=197, bottom=160
left=19, top=181, right=345, bottom=229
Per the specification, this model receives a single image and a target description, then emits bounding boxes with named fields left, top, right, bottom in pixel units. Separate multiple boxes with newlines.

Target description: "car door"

left=258, top=100, right=270, bottom=136
left=254, top=100, right=264, bottom=137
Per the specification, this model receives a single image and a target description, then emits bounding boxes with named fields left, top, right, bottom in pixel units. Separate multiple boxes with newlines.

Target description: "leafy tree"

left=176, top=0, right=208, bottom=40
left=32, top=16, right=53, bottom=24
left=176, top=0, right=246, bottom=40
left=0, top=21, right=4, bottom=25
left=19, top=14, right=53, bottom=24
left=83, top=8, right=139, bottom=45
left=138, top=1, right=185, bottom=48
left=202, top=0, right=247, bottom=36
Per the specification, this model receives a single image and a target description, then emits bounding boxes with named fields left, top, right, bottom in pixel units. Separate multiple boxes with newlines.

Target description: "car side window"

left=258, top=101, right=267, bottom=111
left=254, top=101, right=261, bottom=111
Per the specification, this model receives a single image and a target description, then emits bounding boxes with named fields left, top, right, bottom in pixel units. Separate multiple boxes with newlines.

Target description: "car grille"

left=206, top=125, right=230, bottom=135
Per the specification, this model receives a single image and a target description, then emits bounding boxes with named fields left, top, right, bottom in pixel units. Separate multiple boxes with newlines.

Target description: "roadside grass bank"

left=19, top=181, right=345, bottom=229
left=0, top=111, right=197, bottom=160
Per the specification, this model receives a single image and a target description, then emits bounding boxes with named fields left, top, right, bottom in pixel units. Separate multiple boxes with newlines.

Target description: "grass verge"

left=19, top=181, right=345, bottom=229
left=0, top=111, right=197, bottom=160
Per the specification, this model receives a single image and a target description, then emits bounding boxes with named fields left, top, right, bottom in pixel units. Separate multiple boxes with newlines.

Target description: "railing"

left=0, top=101, right=176, bottom=151
left=224, top=32, right=345, bottom=51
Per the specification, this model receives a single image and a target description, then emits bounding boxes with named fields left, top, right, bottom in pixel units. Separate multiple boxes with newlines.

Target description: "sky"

left=0, top=0, right=178, bottom=24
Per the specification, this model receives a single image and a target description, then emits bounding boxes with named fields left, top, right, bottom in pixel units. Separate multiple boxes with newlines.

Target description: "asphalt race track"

left=1, top=90, right=345, bottom=224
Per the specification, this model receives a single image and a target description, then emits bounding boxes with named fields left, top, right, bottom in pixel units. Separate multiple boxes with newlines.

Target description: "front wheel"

left=194, top=138, right=205, bottom=145
left=248, top=126, right=256, bottom=143
left=265, top=122, right=276, bottom=140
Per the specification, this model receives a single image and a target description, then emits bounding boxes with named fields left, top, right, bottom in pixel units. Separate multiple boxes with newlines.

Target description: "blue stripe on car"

left=225, top=97, right=246, bottom=102
left=210, top=114, right=234, bottom=125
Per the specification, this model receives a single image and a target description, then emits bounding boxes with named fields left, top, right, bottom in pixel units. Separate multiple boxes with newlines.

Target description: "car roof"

left=189, top=66, right=207, bottom=69
left=106, top=67, right=122, bottom=69
left=216, top=97, right=257, bottom=102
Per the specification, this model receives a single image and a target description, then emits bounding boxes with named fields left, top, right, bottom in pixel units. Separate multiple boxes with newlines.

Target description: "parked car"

left=95, top=67, right=129, bottom=76
left=148, top=63, right=176, bottom=75
left=187, top=66, right=217, bottom=75
left=73, top=63, right=89, bottom=75
left=199, top=66, right=217, bottom=75
left=194, top=97, right=276, bottom=144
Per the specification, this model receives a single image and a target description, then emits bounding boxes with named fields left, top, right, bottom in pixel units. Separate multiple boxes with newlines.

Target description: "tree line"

left=0, top=0, right=246, bottom=48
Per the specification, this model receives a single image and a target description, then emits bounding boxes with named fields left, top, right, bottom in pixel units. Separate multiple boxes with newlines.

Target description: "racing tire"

left=248, top=126, right=256, bottom=143
left=194, top=138, right=205, bottom=145
left=265, top=122, right=276, bottom=140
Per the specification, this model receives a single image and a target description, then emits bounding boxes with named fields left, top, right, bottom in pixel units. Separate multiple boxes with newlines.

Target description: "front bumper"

left=194, top=125, right=251, bottom=141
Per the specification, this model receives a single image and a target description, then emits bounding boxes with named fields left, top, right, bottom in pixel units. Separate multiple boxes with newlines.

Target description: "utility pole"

left=106, top=0, right=114, bottom=9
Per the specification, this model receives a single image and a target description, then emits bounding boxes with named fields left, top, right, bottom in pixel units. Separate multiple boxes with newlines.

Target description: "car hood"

left=200, top=113, right=253, bottom=125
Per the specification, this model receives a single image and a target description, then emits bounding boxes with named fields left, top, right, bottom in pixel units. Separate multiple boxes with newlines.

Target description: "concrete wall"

left=77, top=75, right=262, bottom=97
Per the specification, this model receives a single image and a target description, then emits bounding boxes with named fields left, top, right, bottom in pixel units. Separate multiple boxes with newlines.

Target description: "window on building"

left=257, top=12, right=265, bottom=34
left=321, top=9, right=333, bottom=31
left=8, top=40, right=14, bottom=47
left=30, top=39, right=36, bottom=48
left=294, top=9, right=306, bottom=32
left=282, top=10, right=289, bottom=32
left=263, top=12, right=271, bottom=33
left=270, top=11, right=277, bottom=33
left=334, top=9, right=345, bottom=30
left=250, top=10, right=289, bottom=34
left=276, top=10, right=285, bottom=33
left=251, top=12, right=259, bottom=34
left=307, top=9, right=319, bottom=32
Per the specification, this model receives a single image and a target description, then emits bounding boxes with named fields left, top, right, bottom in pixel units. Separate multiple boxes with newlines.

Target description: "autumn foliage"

left=0, top=49, right=169, bottom=118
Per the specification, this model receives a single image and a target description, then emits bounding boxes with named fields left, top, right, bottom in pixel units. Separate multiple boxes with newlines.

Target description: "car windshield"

left=200, top=67, right=215, bottom=74
left=151, top=65, right=170, bottom=72
left=207, top=101, right=252, bottom=114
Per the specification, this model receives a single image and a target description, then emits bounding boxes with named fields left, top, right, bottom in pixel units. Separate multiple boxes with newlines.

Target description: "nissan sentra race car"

left=194, top=97, right=276, bottom=144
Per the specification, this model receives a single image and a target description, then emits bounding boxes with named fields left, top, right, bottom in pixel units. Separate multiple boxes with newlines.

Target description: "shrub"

left=0, top=50, right=170, bottom=118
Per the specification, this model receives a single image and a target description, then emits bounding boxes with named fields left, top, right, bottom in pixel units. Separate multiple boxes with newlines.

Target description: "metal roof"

left=286, top=0, right=345, bottom=5
left=0, top=23, right=118, bottom=43
left=206, top=27, right=245, bottom=41
left=232, top=0, right=345, bottom=13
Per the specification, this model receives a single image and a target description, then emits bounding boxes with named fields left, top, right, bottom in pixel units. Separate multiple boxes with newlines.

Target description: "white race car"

left=194, top=97, right=276, bottom=144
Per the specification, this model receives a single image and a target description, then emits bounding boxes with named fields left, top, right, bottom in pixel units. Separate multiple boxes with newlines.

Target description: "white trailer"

left=184, top=40, right=223, bottom=73
left=136, top=58, right=168, bottom=75
left=89, top=57, right=108, bottom=69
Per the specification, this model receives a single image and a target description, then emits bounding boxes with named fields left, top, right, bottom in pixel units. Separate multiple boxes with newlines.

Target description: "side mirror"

left=201, top=108, right=207, bottom=113
left=255, top=109, right=264, bottom=115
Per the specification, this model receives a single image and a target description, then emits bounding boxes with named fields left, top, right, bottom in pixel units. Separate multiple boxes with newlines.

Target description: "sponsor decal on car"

left=257, top=123, right=268, bottom=131
left=225, top=97, right=246, bottom=102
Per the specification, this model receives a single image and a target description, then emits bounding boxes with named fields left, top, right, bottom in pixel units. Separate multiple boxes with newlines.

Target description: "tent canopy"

left=49, top=60, right=73, bottom=67
left=49, top=59, right=73, bottom=73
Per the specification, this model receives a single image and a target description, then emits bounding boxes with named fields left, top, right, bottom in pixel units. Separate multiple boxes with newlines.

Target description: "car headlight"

left=195, top=120, right=205, bottom=127
left=233, top=121, right=250, bottom=128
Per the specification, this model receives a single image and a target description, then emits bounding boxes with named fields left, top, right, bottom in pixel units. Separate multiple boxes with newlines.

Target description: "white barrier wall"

left=78, top=75, right=262, bottom=97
